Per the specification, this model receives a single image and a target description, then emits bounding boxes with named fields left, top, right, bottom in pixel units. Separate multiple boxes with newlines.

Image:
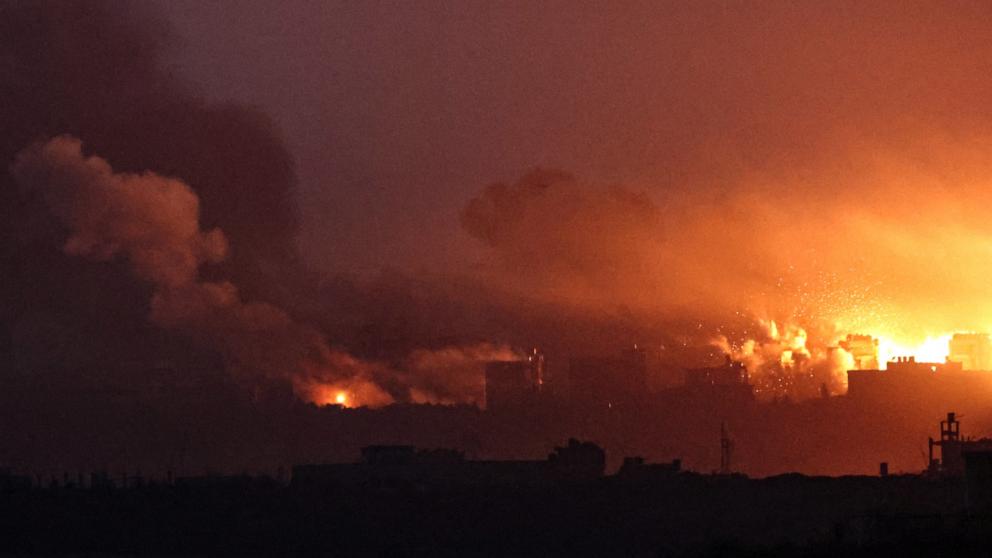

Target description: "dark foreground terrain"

left=0, top=472, right=988, bottom=556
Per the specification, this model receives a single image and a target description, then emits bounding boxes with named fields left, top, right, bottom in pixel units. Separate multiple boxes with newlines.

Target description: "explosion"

left=17, top=136, right=992, bottom=406
left=875, top=334, right=954, bottom=367
left=714, top=315, right=992, bottom=401
left=714, top=319, right=845, bottom=400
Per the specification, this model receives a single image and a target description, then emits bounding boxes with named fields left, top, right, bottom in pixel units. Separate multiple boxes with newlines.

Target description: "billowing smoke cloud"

left=11, top=136, right=228, bottom=288
left=433, top=3, right=992, bottom=401
left=11, top=135, right=525, bottom=408
left=0, top=1, right=312, bottom=395
left=462, top=169, right=663, bottom=310
left=712, top=320, right=852, bottom=400
left=12, top=1, right=992, bottom=408
left=462, top=156, right=992, bottom=399
left=11, top=136, right=392, bottom=406
left=0, top=2, right=534, bottom=409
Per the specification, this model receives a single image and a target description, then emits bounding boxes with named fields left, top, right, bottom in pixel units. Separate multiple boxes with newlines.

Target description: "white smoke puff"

left=11, top=135, right=227, bottom=288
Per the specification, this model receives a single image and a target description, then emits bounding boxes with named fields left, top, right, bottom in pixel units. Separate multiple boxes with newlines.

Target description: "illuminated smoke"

left=463, top=162, right=992, bottom=399
left=713, top=320, right=850, bottom=400
left=13, top=2, right=992, bottom=407
left=11, top=136, right=392, bottom=406
left=403, top=343, right=522, bottom=405
left=11, top=136, right=228, bottom=288
left=461, top=169, right=663, bottom=311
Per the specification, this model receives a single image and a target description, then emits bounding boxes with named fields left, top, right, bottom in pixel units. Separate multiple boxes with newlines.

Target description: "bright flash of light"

left=876, top=333, right=953, bottom=367
left=307, top=384, right=354, bottom=407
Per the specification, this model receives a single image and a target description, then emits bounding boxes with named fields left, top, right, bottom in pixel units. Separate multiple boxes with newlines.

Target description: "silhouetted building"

left=839, top=334, right=879, bottom=370
left=949, top=333, right=992, bottom=370
left=360, top=445, right=411, bottom=464
left=886, top=356, right=963, bottom=375
left=928, top=412, right=992, bottom=476
left=681, top=356, right=754, bottom=403
left=527, top=347, right=546, bottom=390
left=686, top=356, right=749, bottom=387
left=485, top=349, right=545, bottom=411
left=292, top=439, right=605, bottom=489
left=568, top=345, right=647, bottom=409
left=846, top=357, right=974, bottom=398
left=964, top=449, right=992, bottom=510
left=616, top=456, right=681, bottom=481
left=719, top=422, right=734, bottom=475
left=175, top=474, right=276, bottom=491
left=547, top=438, right=606, bottom=480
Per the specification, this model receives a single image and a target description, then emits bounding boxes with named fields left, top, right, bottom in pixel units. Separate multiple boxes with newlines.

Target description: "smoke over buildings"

left=0, top=2, right=533, bottom=407
left=458, top=152, right=992, bottom=397
left=10, top=0, right=992, bottom=409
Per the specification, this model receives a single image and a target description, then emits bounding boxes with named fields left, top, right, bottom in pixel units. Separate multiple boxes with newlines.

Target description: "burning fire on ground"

left=715, top=317, right=992, bottom=401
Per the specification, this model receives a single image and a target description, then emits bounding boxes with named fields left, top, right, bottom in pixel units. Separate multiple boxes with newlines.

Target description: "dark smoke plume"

left=11, top=136, right=394, bottom=405
left=0, top=1, right=305, bottom=389
left=0, top=2, right=520, bottom=407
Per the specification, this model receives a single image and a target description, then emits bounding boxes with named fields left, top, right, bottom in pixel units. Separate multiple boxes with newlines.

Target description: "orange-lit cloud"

left=462, top=154, right=992, bottom=398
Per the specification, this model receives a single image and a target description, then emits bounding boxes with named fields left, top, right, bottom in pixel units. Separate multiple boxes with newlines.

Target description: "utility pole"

left=720, top=422, right=734, bottom=475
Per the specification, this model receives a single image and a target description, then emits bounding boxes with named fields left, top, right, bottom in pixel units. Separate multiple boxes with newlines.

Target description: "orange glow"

left=294, top=377, right=395, bottom=409
left=304, top=383, right=354, bottom=407
left=717, top=316, right=992, bottom=400
left=876, top=333, right=953, bottom=367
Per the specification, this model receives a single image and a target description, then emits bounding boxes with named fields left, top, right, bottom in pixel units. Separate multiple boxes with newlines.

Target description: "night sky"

left=7, top=1, right=992, bottom=472
left=156, top=1, right=992, bottom=279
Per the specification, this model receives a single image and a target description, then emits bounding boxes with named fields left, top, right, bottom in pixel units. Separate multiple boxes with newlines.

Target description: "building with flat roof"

left=568, top=345, right=647, bottom=410
left=484, top=349, right=545, bottom=411
left=839, top=334, right=879, bottom=370
left=291, top=439, right=605, bottom=489
left=949, top=333, right=992, bottom=370
left=680, top=356, right=754, bottom=403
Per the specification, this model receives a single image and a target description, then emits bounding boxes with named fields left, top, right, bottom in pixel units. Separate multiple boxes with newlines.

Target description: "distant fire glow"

left=309, top=385, right=352, bottom=408
left=294, top=376, right=396, bottom=409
